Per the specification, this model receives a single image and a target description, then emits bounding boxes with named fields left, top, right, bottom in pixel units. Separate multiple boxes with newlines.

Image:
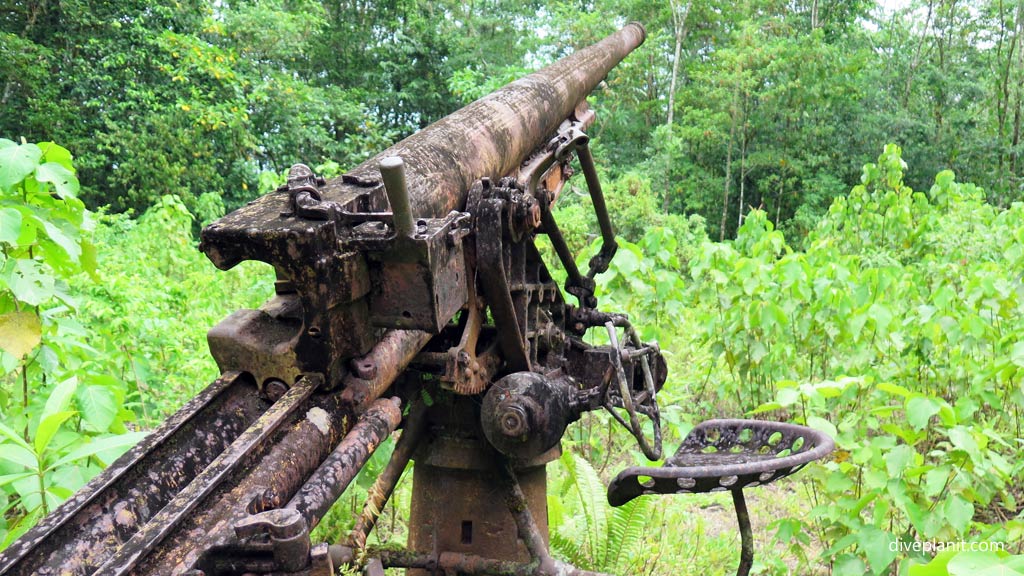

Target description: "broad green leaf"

left=885, top=444, right=915, bottom=476
left=0, top=472, right=34, bottom=488
left=2, top=258, right=56, bottom=306
left=35, top=162, right=79, bottom=198
left=34, top=410, right=76, bottom=454
left=943, top=495, right=974, bottom=534
left=76, top=385, right=119, bottom=432
left=777, top=387, right=801, bottom=407
left=51, top=465, right=88, bottom=495
left=924, top=466, right=951, bottom=498
left=37, top=142, right=73, bottom=171
left=877, top=382, right=912, bottom=397
left=868, top=303, right=893, bottom=332
left=832, top=554, right=867, bottom=576
left=0, top=420, right=31, bottom=451
left=0, top=207, right=21, bottom=244
left=0, top=141, right=42, bottom=193
left=0, top=311, right=41, bottom=359
left=49, top=432, right=148, bottom=470
left=908, top=549, right=958, bottom=576
left=948, top=427, right=980, bottom=461
left=0, top=443, right=37, bottom=469
left=37, top=217, right=81, bottom=263
left=857, top=526, right=897, bottom=574
left=806, top=415, right=838, bottom=439
left=614, top=248, right=641, bottom=275
left=43, top=377, right=78, bottom=419
left=1011, top=342, right=1024, bottom=368
left=749, top=401, right=783, bottom=414
left=948, top=551, right=1024, bottom=576
left=906, top=396, right=941, bottom=431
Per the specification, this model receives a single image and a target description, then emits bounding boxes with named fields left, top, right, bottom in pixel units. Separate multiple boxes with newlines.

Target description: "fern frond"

left=562, top=450, right=608, bottom=566
left=607, top=495, right=654, bottom=574
left=550, top=528, right=585, bottom=566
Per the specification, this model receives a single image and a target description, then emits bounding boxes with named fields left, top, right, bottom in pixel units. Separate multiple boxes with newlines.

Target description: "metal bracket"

left=279, top=164, right=337, bottom=221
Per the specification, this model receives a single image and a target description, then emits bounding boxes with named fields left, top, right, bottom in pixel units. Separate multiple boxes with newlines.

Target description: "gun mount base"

left=407, top=395, right=559, bottom=574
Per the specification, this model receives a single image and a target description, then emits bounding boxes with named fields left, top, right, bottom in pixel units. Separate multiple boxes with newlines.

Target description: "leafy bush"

left=0, top=140, right=145, bottom=547
left=687, top=145, right=1024, bottom=573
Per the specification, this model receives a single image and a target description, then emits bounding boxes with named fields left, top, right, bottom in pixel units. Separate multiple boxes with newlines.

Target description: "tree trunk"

left=902, top=0, right=935, bottom=109
left=737, top=127, right=747, bottom=230
left=1012, top=1, right=1024, bottom=183
left=720, top=131, right=734, bottom=242
left=663, top=0, right=692, bottom=211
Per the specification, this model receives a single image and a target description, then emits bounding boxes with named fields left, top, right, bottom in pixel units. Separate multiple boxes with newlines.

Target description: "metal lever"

left=604, top=321, right=663, bottom=461
left=379, top=156, right=415, bottom=238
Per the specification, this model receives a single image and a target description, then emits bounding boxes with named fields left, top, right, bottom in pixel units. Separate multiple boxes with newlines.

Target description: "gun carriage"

left=0, top=23, right=832, bottom=576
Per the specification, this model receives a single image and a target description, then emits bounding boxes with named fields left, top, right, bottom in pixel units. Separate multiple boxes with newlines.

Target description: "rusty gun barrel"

left=331, top=22, right=646, bottom=218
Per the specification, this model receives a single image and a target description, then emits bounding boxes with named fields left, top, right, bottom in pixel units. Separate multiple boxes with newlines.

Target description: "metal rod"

left=577, top=143, right=618, bottom=277
left=498, top=459, right=557, bottom=573
left=286, top=397, right=403, bottom=529
left=540, top=209, right=594, bottom=307
left=340, top=329, right=433, bottom=408
left=732, top=489, right=754, bottom=576
left=347, top=401, right=428, bottom=548
left=379, top=156, right=415, bottom=237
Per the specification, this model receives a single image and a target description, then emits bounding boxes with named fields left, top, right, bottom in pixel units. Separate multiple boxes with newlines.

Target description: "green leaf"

left=948, top=551, right=1024, bottom=576
left=877, top=382, right=912, bottom=398
left=0, top=141, right=42, bottom=193
left=908, top=549, right=958, bottom=576
left=614, top=248, right=641, bottom=276
left=0, top=420, right=31, bottom=451
left=0, top=207, right=22, bottom=244
left=807, top=415, right=838, bottom=439
left=34, top=410, right=76, bottom=454
left=2, top=258, right=56, bottom=306
left=49, top=432, right=147, bottom=470
left=0, top=311, right=41, bottom=359
left=0, top=472, right=34, bottom=488
left=37, top=142, right=73, bottom=171
left=868, top=303, right=893, bottom=332
left=1011, top=342, right=1024, bottom=368
left=777, top=387, right=801, bottom=407
left=76, top=385, right=119, bottom=432
left=833, top=555, right=867, bottom=575
left=36, top=216, right=81, bottom=263
left=0, top=443, right=37, bottom=469
left=924, top=466, right=951, bottom=498
left=906, top=396, right=941, bottom=431
left=885, top=444, right=915, bottom=477
left=943, top=495, right=974, bottom=534
left=948, top=427, right=980, bottom=461
left=35, top=162, right=79, bottom=198
left=43, top=377, right=78, bottom=420
left=857, top=526, right=897, bottom=574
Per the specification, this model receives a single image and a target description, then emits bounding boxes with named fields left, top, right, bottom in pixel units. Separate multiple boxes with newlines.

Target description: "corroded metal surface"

left=339, top=22, right=647, bottom=219
left=287, top=397, right=402, bottom=528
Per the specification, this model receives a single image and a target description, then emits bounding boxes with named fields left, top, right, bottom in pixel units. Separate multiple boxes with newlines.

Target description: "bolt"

left=497, top=404, right=530, bottom=438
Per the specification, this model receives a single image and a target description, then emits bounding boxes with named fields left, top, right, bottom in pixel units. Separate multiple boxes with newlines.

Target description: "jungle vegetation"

left=2, top=0, right=1024, bottom=574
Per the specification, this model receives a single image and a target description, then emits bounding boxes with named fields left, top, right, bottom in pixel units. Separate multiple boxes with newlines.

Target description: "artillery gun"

left=0, top=23, right=832, bottom=576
